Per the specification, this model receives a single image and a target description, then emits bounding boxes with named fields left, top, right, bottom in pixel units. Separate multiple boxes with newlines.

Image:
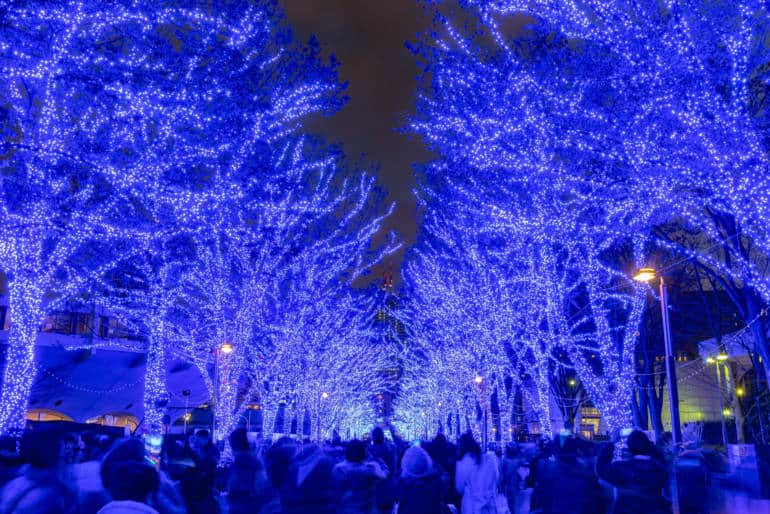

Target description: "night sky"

left=280, top=0, right=434, bottom=286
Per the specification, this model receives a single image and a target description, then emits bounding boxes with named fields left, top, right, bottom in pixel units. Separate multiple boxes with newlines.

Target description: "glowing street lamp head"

left=220, top=342, right=234, bottom=354
left=633, top=267, right=657, bottom=282
left=736, top=387, right=745, bottom=397
left=568, top=378, right=577, bottom=387
left=706, top=357, right=716, bottom=364
left=716, top=352, right=729, bottom=362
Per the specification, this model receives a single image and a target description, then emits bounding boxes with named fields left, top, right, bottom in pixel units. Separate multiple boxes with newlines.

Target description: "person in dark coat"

left=424, top=434, right=458, bottom=511
left=597, top=430, right=671, bottom=514
left=530, top=436, right=602, bottom=514
left=368, top=427, right=396, bottom=477
left=258, top=437, right=298, bottom=514
left=396, top=445, right=450, bottom=514
left=281, top=444, right=336, bottom=514
left=227, top=428, right=269, bottom=514
left=500, top=444, right=524, bottom=514
left=101, top=438, right=186, bottom=514
left=332, top=440, right=387, bottom=514
left=98, top=460, right=160, bottom=514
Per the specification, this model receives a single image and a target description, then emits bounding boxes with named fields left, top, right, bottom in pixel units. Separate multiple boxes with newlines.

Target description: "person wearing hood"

left=282, top=444, right=336, bottom=514
left=396, top=445, right=450, bottom=514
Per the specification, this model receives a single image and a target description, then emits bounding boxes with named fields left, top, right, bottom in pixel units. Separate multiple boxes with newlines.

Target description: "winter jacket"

left=455, top=453, right=498, bottom=514
left=281, top=449, right=336, bottom=514
left=597, top=444, right=671, bottom=514
left=228, top=451, right=270, bottom=514
left=0, top=467, right=77, bottom=514
left=531, top=456, right=602, bottom=514
left=97, top=500, right=160, bottom=514
left=396, top=472, right=449, bottom=514
left=368, top=443, right=397, bottom=477
left=331, top=460, right=387, bottom=514
left=71, top=460, right=110, bottom=514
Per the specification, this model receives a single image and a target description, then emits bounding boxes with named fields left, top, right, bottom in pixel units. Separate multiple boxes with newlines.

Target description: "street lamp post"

left=213, top=342, right=234, bottom=441
left=634, top=268, right=682, bottom=444
left=317, top=391, right=329, bottom=442
left=474, top=375, right=488, bottom=451
left=182, top=389, right=191, bottom=434
left=707, top=353, right=730, bottom=448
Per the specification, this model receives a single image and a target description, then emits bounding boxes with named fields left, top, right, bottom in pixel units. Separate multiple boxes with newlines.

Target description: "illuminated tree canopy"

left=402, top=0, right=770, bottom=437
left=0, top=0, right=393, bottom=437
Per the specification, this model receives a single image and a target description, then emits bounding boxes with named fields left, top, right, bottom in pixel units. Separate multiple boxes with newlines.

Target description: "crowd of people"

left=0, top=423, right=694, bottom=514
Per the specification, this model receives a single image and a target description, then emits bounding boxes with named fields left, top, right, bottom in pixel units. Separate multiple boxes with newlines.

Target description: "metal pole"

left=212, top=351, right=218, bottom=438
left=716, top=363, right=728, bottom=448
left=754, top=355, right=767, bottom=444
left=725, top=363, right=744, bottom=443
left=660, top=277, right=682, bottom=444
left=184, top=393, right=189, bottom=434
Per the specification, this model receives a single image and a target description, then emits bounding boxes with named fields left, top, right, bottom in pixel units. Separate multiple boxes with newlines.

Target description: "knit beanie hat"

left=401, top=446, right=433, bottom=478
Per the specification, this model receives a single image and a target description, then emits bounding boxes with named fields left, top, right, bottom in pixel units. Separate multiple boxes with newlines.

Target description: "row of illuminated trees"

left=396, top=0, right=770, bottom=443
left=0, top=0, right=397, bottom=439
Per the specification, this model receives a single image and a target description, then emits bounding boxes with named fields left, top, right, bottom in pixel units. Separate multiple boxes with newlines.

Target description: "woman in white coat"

left=455, top=433, right=499, bottom=514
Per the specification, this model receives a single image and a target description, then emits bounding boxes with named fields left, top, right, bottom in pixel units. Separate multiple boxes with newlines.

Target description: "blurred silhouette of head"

left=265, top=437, right=298, bottom=489
left=21, top=429, right=62, bottom=469
left=371, top=427, right=385, bottom=444
left=627, top=430, right=651, bottom=456
left=432, top=432, right=447, bottom=447
left=556, top=436, right=579, bottom=460
left=345, top=439, right=367, bottom=463
left=458, top=432, right=481, bottom=463
left=104, top=461, right=159, bottom=503
left=401, top=445, right=433, bottom=478
left=505, top=443, right=520, bottom=460
left=229, top=428, right=249, bottom=453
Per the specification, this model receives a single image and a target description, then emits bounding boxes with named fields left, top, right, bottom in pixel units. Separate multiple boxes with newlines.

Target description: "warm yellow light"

left=183, top=413, right=192, bottom=421
left=220, top=342, right=234, bottom=354
left=723, top=408, right=731, bottom=417
left=633, top=267, right=657, bottom=282
left=716, top=353, right=729, bottom=361
left=321, top=391, right=329, bottom=399
left=706, top=357, right=716, bottom=364
left=474, top=376, right=483, bottom=384
left=736, top=387, right=745, bottom=397
left=568, top=378, right=576, bottom=387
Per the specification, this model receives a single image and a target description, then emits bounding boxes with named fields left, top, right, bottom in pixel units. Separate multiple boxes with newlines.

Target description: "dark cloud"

left=280, top=0, right=433, bottom=286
